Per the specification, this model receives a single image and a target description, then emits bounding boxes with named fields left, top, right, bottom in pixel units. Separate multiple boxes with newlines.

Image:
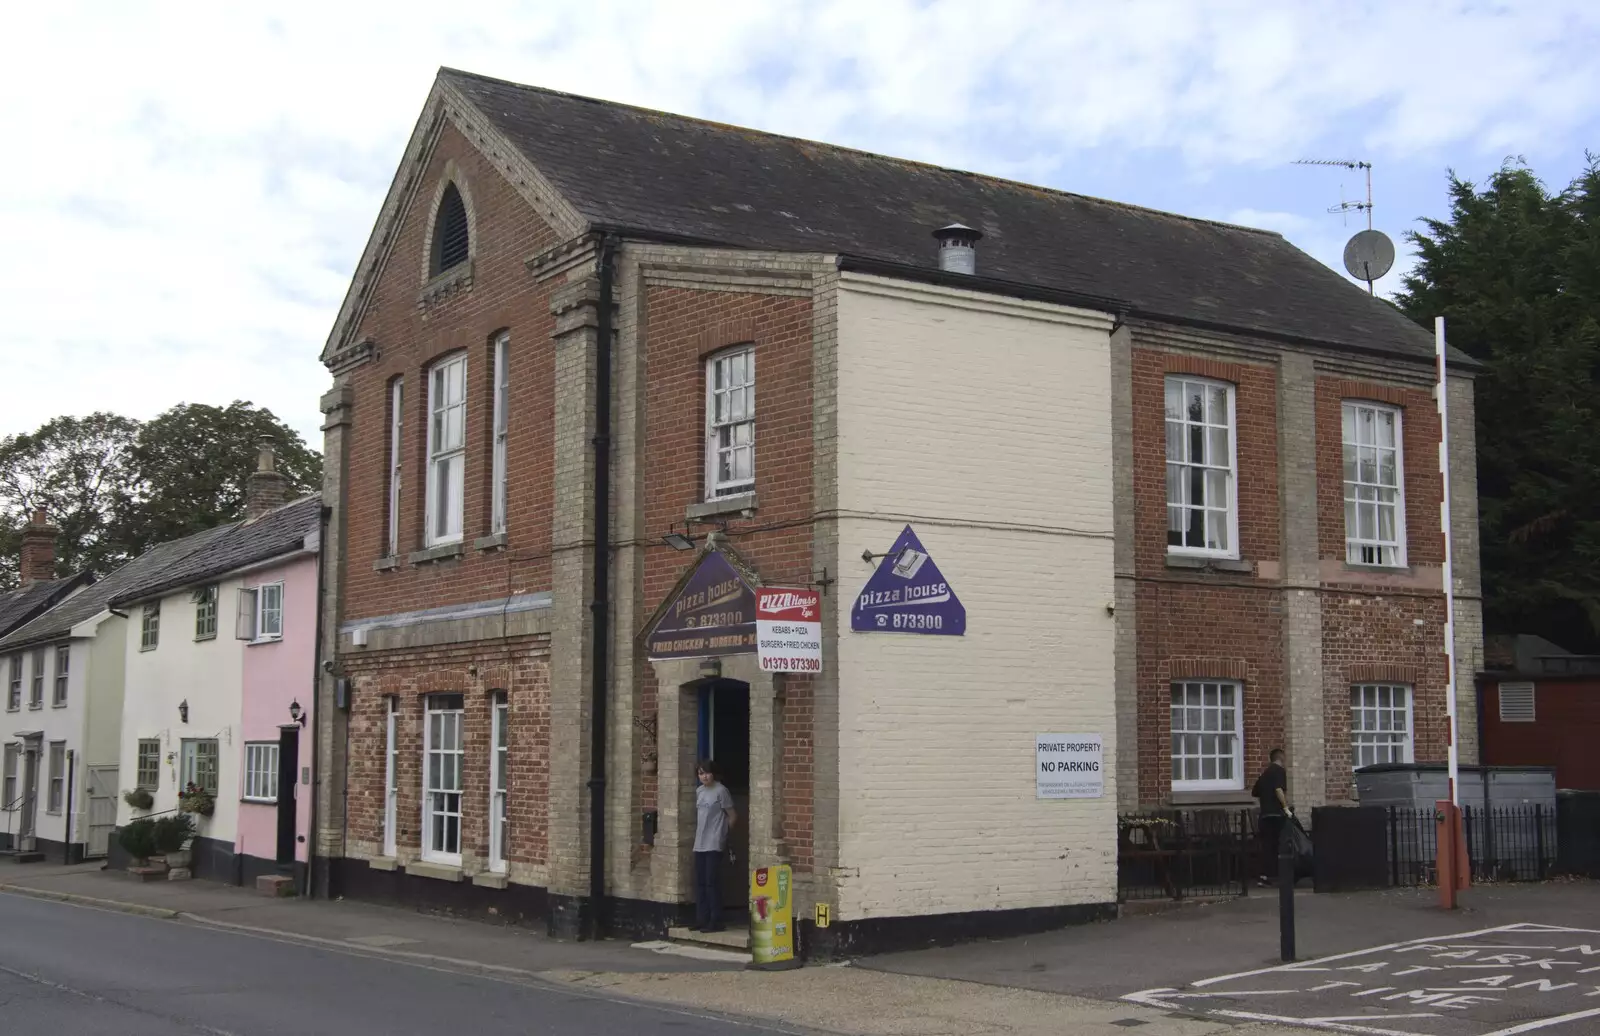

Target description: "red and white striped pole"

left=1436, top=315, right=1459, bottom=805
left=1436, top=315, right=1468, bottom=906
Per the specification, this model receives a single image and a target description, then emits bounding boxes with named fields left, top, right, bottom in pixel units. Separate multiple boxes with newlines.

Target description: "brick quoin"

left=635, top=285, right=815, bottom=869
left=1132, top=348, right=1284, bottom=803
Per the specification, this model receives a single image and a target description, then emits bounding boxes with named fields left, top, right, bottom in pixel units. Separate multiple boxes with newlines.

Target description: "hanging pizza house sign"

left=645, top=550, right=759, bottom=661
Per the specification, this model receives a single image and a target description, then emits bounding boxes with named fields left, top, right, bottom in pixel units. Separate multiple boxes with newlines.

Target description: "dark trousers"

left=1259, top=814, right=1286, bottom=878
left=694, top=850, right=723, bottom=929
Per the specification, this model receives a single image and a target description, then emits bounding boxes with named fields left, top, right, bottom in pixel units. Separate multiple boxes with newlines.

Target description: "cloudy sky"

left=5, top=1, right=1599, bottom=446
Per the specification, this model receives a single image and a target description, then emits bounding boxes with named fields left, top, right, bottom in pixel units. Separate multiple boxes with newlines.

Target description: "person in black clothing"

left=1252, top=748, right=1291, bottom=886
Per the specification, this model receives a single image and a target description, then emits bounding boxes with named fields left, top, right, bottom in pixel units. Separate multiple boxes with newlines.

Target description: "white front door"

left=382, top=699, right=397, bottom=858
left=18, top=741, right=40, bottom=849
left=86, top=766, right=118, bottom=858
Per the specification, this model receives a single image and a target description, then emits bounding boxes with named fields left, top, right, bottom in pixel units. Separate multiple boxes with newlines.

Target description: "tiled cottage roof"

left=440, top=68, right=1453, bottom=365
left=0, top=574, right=90, bottom=640
left=0, top=527, right=231, bottom=652
left=107, top=495, right=321, bottom=608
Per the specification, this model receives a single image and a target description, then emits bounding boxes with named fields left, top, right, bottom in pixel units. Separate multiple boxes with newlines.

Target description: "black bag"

left=1283, top=814, right=1314, bottom=879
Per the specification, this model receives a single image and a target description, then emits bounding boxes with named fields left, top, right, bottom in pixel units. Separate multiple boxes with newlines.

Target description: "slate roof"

left=0, top=574, right=91, bottom=641
left=0, top=526, right=232, bottom=653
left=107, top=494, right=321, bottom=609
left=441, top=68, right=1454, bottom=366
left=0, top=495, right=321, bottom=653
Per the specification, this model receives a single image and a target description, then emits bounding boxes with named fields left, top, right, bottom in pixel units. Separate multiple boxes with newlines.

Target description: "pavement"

left=0, top=860, right=1304, bottom=1035
left=0, top=890, right=792, bottom=1035
left=5, top=860, right=1593, bottom=1035
left=863, top=879, right=1600, bottom=1035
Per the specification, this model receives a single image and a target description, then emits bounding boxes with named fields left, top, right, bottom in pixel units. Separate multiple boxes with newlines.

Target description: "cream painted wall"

left=116, top=579, right=246, bottom=847
left=1, top=639, right=90, bottom=850
left=832, top=274, right=1118, bottom=918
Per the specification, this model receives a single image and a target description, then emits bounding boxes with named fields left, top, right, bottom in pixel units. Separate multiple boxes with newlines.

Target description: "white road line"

left=1480, top=1007, right=1600, bottom=1035
left=1190, top=924, right=1529, bottom=988
left=1164, top=989, right=1299, bottom=998
left=1211, top=1008, right=1429, bottom=1036
left=1308, top=1015, right=1442, bottom=1023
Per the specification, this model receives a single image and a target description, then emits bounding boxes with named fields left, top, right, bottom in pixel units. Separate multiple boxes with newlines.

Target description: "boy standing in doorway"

left=693, top=759, right=738, bottom=932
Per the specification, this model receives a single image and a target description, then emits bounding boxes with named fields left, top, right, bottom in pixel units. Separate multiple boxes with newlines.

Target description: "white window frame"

left=1343, top=401, right=1407, bottom=567
left=194, top=584, right=219, bottom=640
left=52, top=644, right=68, bottom=707
left=1350, top=684, right=1414, bottom=770
left=1164, top=376, right=1239, bottom=558
left=422, top=694, right=464, bottom=865
left=180, top=738, right=219, bottom=795
left=2, top=742, right=18, bottom=808
left=141, top=601, right=160, bottom=651
left=28, top=647, right=44, bottom=709
left=136, top=738, right=161, bottom=791
left=46, top=741, right=65, bottom=814
left=242, top=742, right=280, bottom=803
left=1498, top=681, right=1536, bottom=722
left=491, top=333, right=510, bottom=535
left=489, top=691, right=508, bottom=873
left=5, top=656, right=19, bottom=711
left=382, top=698, right=398, bottom=858
left=705, top=345, right=755, bottom=500
left=387, top=377, right=403, bottom=556
left=1170, top=679, right=1245, bottom=791
left=255, top=582, right=284, bottom=643
left=425, top=353, right=468, bottom=546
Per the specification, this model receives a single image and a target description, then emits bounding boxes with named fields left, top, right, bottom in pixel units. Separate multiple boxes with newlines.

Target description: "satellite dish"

left=1343, top=229, right=1395, bottom=285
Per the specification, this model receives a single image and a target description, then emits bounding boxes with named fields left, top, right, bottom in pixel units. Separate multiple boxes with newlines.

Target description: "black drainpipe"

left=306, top=503, right=330, bottom=900
left=587, top=234, right=616, bottom=938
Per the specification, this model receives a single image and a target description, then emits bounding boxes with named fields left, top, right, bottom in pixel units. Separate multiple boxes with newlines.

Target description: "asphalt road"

left=0, top=892, right=799, bottom=1036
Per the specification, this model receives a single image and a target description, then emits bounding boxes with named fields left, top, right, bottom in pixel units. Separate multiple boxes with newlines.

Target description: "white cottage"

left=0, top=523, right=227, bottom=862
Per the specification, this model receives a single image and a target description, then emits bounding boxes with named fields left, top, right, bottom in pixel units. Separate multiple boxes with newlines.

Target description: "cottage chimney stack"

left=933, top=223, right=982, bottom=275
left=245, top=436, right=290, bottom=519
left=19, top=508, right=58, bottom=586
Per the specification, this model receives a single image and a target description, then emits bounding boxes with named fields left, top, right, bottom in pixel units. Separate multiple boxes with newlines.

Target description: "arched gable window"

left=430, top=183, right=470, bottom=276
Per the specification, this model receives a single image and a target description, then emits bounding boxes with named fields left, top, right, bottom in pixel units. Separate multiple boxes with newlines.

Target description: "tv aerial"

left=1294, top=158, right=1394, bottom=294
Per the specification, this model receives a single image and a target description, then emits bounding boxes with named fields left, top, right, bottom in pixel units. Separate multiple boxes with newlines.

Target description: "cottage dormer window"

left=430, top=183, right=470, bottom=275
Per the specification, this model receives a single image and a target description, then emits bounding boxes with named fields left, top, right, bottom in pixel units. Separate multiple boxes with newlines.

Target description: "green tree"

left=0, top=402, right=321, bottom=590
left=116, top=402, right=322, bottom=556
left=1396, top=159, right=1600, bottom=651
left=0, top=413, right=140, bottom=588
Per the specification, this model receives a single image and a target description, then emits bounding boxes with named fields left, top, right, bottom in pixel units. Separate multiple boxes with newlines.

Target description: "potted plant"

left=178, top=782, right=215, bottom=817
left=117, top=818, right=159, bottom=868
left=123, top=788, right=154, bottom=811
left=153, top=814, right=195, bottom=871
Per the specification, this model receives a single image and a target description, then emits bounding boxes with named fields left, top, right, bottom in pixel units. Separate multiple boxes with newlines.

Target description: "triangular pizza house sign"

left=851, top=525, right=966, bottom=635
left=646, top=550, right=758, bottom=660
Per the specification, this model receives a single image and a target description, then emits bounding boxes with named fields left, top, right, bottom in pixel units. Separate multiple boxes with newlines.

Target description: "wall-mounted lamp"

left=178, top=699, right=189, bottom=724
left=288, top=699, right=306, bottom=727
left=661, top=529, right=695, bottom=552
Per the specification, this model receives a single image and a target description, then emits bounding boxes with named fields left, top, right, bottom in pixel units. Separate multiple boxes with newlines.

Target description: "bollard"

left=1278, top=834, right=1296, bottom=962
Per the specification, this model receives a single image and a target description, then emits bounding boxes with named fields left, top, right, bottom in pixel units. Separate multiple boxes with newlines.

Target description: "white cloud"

left=2, top=1, right=1595, bottom=442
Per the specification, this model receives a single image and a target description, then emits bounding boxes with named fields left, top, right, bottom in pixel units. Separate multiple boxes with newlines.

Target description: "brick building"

left=313, top=68, right=1482, bottom=952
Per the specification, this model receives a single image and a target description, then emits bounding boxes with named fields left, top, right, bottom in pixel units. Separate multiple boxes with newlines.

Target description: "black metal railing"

left=1386, top=804, right=1558, bottom=887
left=1118, top=808, right=1256, bottom=902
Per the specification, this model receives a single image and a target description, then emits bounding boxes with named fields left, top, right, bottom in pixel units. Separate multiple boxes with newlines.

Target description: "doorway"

left=697, top=679, right=750, bottom=916
left=18, top=739, right=40, bottom=851
left=276, top=726, right=299, bottom=868
left=86, top=766, right=118, bottom=858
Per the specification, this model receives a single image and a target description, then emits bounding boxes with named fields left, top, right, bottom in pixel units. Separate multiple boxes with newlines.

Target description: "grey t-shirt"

left=694, top=781, right=735, bottom=852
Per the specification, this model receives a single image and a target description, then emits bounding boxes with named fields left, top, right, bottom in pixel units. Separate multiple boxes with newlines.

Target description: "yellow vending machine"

left=749, top=864, right=797, bottom=967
